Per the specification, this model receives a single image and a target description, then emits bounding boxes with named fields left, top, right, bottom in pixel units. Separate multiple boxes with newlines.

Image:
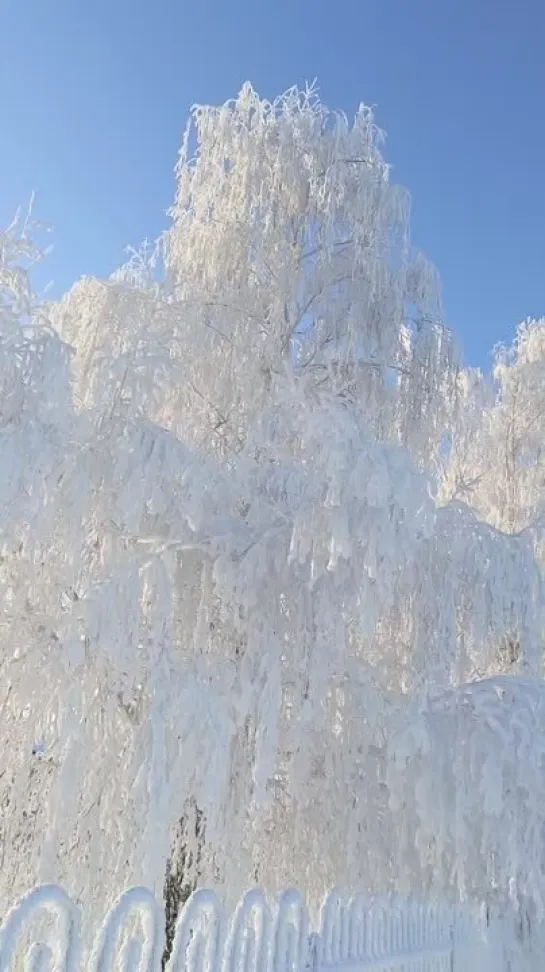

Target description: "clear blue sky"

left=2, top=0, right=544, bottom=367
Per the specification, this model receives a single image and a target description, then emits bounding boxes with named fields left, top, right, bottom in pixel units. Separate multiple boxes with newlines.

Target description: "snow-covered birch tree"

left=0, top=85, right=543, bottom=960
left=441, top=319, right=545, bottom=539
left=440, top=319, right=545, bottom=670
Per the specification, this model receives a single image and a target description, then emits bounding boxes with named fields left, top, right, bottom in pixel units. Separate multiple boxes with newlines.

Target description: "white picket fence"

left=0, top=884, right=491, bottom=972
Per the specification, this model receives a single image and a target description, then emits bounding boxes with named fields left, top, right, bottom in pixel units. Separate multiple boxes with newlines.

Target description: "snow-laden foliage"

left=1, top=86, right=544, bottom=961
left=387, top=676, right=545, bottom=971
left=441, top=319, right=545, bottom=540
left=388, top=676, right=545, bottom=904
left=440, top=319, right=545, bottom=676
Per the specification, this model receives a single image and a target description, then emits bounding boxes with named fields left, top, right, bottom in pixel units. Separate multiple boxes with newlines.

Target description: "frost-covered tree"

left=440, top=319, right=545, bottom=669
left=0, top=86, right=543, bottom=961
left=55, top=84, right=455, bottom=463
left=441, top=319, right=545, bottom=540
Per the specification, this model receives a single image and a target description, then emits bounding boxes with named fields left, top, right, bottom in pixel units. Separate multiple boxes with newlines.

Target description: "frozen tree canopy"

left=441, top=318, right=545, bottom=540
left=1, top=85, right=544, bottom=958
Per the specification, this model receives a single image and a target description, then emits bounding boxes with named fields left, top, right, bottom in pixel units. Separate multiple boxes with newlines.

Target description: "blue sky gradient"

left=2, top=0, right=544, bottom=366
